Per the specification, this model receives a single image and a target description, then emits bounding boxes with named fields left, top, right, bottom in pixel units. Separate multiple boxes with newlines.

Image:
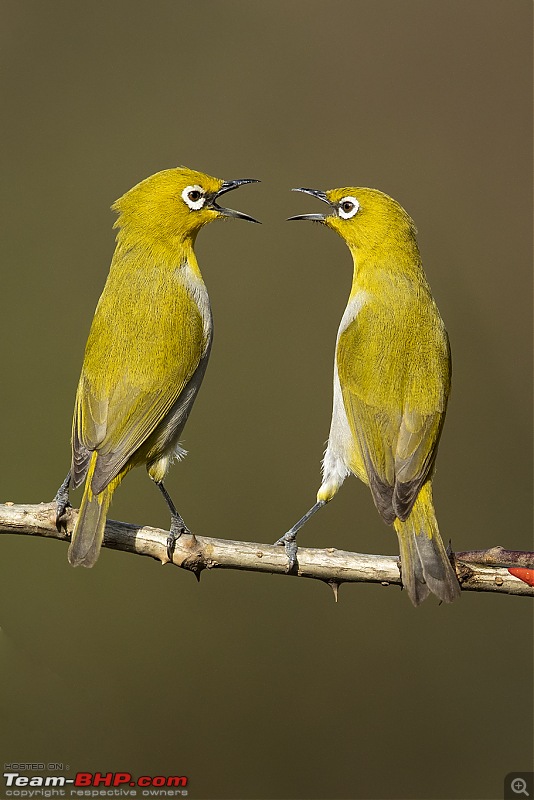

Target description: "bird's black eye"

left=338, top=195, right=360, bottom=219
left=182, top=185, right=206, bottom=210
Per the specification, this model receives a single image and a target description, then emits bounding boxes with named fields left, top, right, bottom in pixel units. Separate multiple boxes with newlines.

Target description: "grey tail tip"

left=68, top=551, right=96, bottom=569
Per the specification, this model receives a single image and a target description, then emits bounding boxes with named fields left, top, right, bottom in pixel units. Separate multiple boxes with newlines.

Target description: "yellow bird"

left=55, top=166, right=259, bottom=567
left=277, top=186, right=460, bottom=605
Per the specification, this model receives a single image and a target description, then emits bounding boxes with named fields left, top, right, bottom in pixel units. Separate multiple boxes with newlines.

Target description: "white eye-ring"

left=182, top=185, right=206, bottom=211
left=338, top=196, right=360, bottom=219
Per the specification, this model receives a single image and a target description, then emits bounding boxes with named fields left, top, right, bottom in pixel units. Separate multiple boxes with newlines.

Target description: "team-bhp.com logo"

left=3, top=771, right=188, bottom=796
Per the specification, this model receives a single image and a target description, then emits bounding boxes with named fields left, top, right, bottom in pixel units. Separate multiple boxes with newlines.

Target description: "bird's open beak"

left=288, top=187, right=334, bottom=221
left=209, top=179, right=261, bottom=223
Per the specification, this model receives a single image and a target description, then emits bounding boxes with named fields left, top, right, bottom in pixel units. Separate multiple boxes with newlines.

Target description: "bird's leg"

left=156, top=481, right=192, bottom=561
left=54, top=471, right=72, bottom=530
left=274, top=500, right=325, bottom=572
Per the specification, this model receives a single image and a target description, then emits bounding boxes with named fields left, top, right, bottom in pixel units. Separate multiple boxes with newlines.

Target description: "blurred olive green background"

left=0, top=2, right=532, bottom=799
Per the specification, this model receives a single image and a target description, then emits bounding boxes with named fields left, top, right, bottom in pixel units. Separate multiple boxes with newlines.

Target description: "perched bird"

left=55, top=166, right=259, bottom=567
left=276, top=186, right=460, bottom=605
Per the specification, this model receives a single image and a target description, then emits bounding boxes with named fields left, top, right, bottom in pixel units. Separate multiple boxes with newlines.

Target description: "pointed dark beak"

left=209, top=179, right=261, bottom=223
left=288, top=187, right=334, bottom=221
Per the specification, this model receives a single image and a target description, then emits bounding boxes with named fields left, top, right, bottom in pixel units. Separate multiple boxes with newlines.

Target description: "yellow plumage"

left=279, top=186, right=460, bottom=605
left=56, top=166, right=258, bottom=567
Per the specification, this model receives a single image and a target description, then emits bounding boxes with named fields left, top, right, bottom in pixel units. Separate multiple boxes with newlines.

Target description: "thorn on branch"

left=326, top=579, right=341, bottom=602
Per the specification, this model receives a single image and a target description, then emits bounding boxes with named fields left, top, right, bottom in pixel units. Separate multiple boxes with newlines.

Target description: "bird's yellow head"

left=289, top=186, right=417, bottom=252
left=112, top=167, right=259, bottom=249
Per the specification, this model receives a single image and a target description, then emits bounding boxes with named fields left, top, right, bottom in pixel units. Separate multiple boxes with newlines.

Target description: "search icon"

left=506, top=774, right=534, bottom=799
left=512, top=777, right=529, bottom=796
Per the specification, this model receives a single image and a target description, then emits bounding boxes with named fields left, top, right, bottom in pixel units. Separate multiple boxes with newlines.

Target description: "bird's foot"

left=274, top=529, right=299, bottom=573
left=167, top=513, right=193, bottom=562
left=54, top=473, right=72, bottom=531
left=273, top=501, right=326, bottom=573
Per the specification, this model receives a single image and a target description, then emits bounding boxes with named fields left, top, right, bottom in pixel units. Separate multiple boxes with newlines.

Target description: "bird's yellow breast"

left=83, top=249, right=206, bottom=398
left=338, top=273, right=450, bottom=417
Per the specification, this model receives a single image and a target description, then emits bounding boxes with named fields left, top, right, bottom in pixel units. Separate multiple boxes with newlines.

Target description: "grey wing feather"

left=90, top=354, right=209, bottom=494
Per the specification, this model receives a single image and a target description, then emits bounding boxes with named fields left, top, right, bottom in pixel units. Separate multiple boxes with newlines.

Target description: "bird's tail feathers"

left=394, top=482, right=461, bottom=606
left=68, top=453, right=112, bottom=568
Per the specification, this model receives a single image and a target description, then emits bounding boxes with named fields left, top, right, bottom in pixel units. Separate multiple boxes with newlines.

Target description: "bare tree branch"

left=1, top=502, right=532, bottom=598
left=454, top=547, right=534, bottom=569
